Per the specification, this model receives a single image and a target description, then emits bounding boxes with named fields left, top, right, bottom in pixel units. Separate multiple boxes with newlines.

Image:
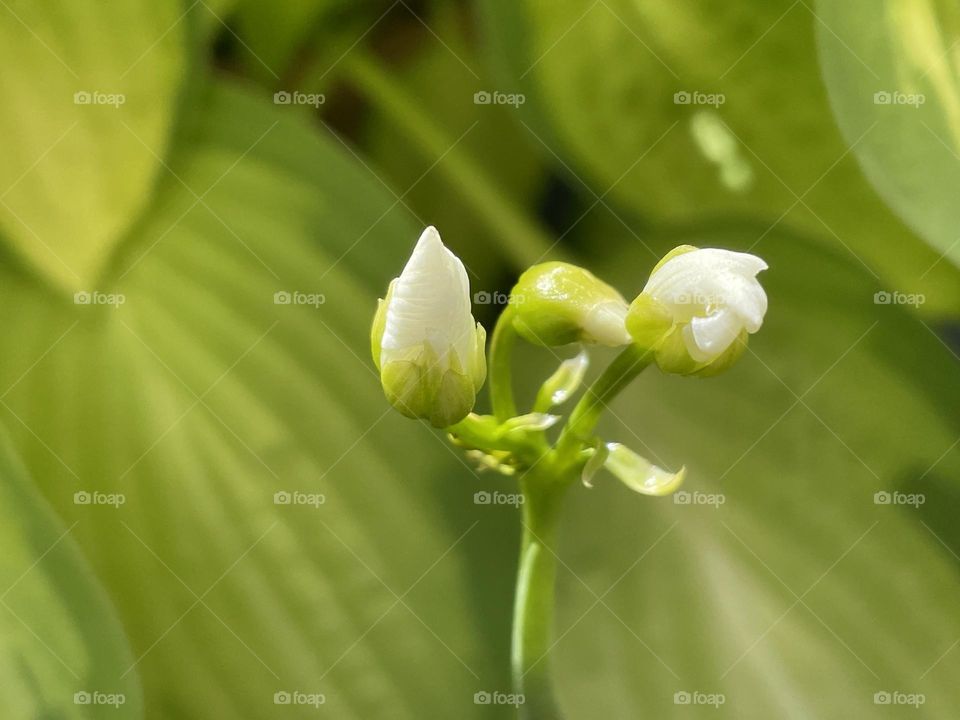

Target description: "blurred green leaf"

left=527, top=228, right=960, bottom=717
left=0, top=432, right=142, bottom=718
left=0, top=0, right=186, bottom=291
left=229, top=0, right=392, bottom=86
left=817, top=0, right=960, bottom=271
left=360, top=3, right=546, bottom=285
left=478, top=0, right=960, bottom=314
left=0, top=80, right=516, bottom=719
left=233, top=0, right=334, bottom=80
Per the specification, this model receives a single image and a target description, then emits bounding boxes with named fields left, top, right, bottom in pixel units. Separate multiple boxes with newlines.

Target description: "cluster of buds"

left=371, top=227, right=768, bottom=494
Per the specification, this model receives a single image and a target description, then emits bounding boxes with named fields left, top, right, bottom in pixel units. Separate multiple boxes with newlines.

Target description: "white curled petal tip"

left=603, top=443, right=686, bottom=497
left=684, top=307, right=742, bottom=362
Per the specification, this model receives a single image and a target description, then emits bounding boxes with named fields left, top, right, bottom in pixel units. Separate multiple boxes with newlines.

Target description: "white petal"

left=583, top=301, right=632, bottom=346
left=683, top=308, right=741, bottom=362
left=644, top=248, right=767, bottom=331
left=381, top=227, right=476, bottom=369
left=727, top=277, right=767, bottom=333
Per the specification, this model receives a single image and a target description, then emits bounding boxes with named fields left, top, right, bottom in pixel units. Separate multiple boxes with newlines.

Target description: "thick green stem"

left=554, top=345, right=652, bottom=468
left=512, top=475, right=568, bottom=720
left=490, top=305, right=519, bottom=422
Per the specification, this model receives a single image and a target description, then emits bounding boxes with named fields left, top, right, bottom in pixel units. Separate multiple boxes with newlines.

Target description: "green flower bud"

left=372, top=227, right=486, bottom=428
left=508, top=262, right=631, bottom=347
left=626, top=246, right=768, bottom=376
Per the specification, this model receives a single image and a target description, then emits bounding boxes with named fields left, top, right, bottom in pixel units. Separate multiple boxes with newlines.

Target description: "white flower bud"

left=627, top=246, right=768, bottom=375
left=371, top=227, right=486, bottom=427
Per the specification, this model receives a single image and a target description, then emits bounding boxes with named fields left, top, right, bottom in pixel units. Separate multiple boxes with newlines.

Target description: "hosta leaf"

left=478, top=0, right=960, bottom=313
left=359, top=2, right=547, bottom=288
left=0, top=432, right=142, bottom=718
left=817, top=0, right=960, bottom=270
left=0, top=0, right=185, bottom=290
left=532, top=228, right=960, bottom=717
left=0, top=80, right=516, bottom=719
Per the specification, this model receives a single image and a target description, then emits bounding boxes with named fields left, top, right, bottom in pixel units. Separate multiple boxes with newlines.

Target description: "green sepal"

left=370, top=279, right=395, bottom=370
left=604, top=443, right=686, bottom=496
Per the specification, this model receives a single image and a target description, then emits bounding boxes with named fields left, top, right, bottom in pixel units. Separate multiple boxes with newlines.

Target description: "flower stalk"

left=371, top=228, right=768, bottom=719
left=512, top=471, right=569, bottom=720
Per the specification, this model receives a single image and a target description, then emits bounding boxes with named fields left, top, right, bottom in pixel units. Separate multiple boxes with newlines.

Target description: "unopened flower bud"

left=509, top=262, right=631, bottom=347
left=371, top=227, right=486, bottom=427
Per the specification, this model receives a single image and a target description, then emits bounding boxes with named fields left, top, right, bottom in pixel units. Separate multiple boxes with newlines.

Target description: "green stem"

left=341, top=51, right=558, bottom=270
left=554, top=345, right=652, bottom=468
left=512, top=474, right=569, bottom=720
left=490, top=305, right=519, bottom=422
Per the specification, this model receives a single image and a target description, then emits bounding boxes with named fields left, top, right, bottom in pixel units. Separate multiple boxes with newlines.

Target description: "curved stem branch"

left=553, top=345, right=652, bottom=468
left=489, top=305, right=519, bottom=422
